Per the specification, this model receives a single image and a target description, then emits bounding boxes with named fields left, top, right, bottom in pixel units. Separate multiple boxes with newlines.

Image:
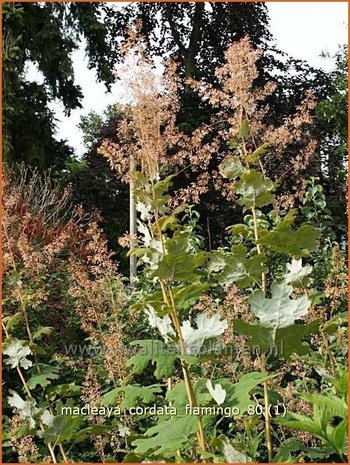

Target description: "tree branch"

left=164, top=4, right=186, bottom=55
left=188, top=2, right=204, bottom=58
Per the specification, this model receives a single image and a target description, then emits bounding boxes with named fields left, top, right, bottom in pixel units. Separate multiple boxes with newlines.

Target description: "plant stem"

left=144, top=172, right=206, bottom=453
left=261, top=355, right=273, bottom=462
left=170, top=298, right=206, bottom=451
left=251, top=205, right=266, bottom=292
left=182, top=363, right=206, bottom=451
left=58, top=443, right=69, bottom=462
left=162, top=283, right=206, bottom=452
left=251, top=202, right=273, bottom=462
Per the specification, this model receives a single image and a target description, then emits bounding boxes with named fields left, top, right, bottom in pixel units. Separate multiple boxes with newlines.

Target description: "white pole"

left=129, top=153, right=137, bottom=290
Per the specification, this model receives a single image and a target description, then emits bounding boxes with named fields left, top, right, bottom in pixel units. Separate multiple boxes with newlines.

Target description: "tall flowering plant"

left=98, top=37, right=346, bottom=462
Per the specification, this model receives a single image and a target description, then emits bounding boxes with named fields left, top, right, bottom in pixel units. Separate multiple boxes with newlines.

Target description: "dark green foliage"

left=315, top=48, right=348, bottom=236
left=2, top=2, right=115, bottom=169
left=106, top=2, right=271, bottom=79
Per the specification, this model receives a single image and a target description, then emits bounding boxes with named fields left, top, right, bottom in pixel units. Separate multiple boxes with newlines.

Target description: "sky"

left=26, top=1, right=348, bottom=157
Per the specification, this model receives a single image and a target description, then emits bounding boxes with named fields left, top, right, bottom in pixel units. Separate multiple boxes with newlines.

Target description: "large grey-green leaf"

left=43, top=399, right=84, bottom=444
left=213, top=434, right=251, bottom=462
left=43, top=414, right=84, bottom=444
left=145, top=306, right=174, bottom=341
left=8, top=390, right=40, bottom=428
left=127, top=340, right=178, bottom=379
left=27, top=364, right=60, bottom=389
left=284, top=259, right=312, bottom=285
left=233, top=320, right=272, bottom=354
left=3, top=339, right=33, bottom=370
left=218, top=372, right=276, bottom=416
left=152, top=231, right=207, bottom=282
left=166, top=379, right=211, bottom=415
left=249, top=283, right=310, bottom=334
left=275, top=320, right=321, bottom=358
left=181, top=313, right=228, bottom=355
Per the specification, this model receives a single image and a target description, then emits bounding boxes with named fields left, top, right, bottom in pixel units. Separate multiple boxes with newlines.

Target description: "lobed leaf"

left=209, top=245, right=266, bottom=288
left=101, top=384, right=163, bottom=409
left=236, top=170, right=275, bottom=208
left=212, top=434, right=252, bottom=462
left=233, top=319, right=321, bottom=359
left=249, top=283, right=310, bottom=332
left=258, top=224, right=320, bottom=257
left=3, top=339, right=33, bottom=370
left=27, top=364, right=60, bottom=389
left=132, top=415, right=198, bottom=457
left=219, top=155, right=245, bottom=179
left=283, top=259, right=312, bottom=285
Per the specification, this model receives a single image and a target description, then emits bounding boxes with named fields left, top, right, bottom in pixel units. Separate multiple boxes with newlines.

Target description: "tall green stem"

left=251, top=203, right=273, bottom=462
left=167, top=286, right=206, bottom=451
left=238, top=111, right=273, bottom=461
left=147, top=178, right=206, bottom=453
